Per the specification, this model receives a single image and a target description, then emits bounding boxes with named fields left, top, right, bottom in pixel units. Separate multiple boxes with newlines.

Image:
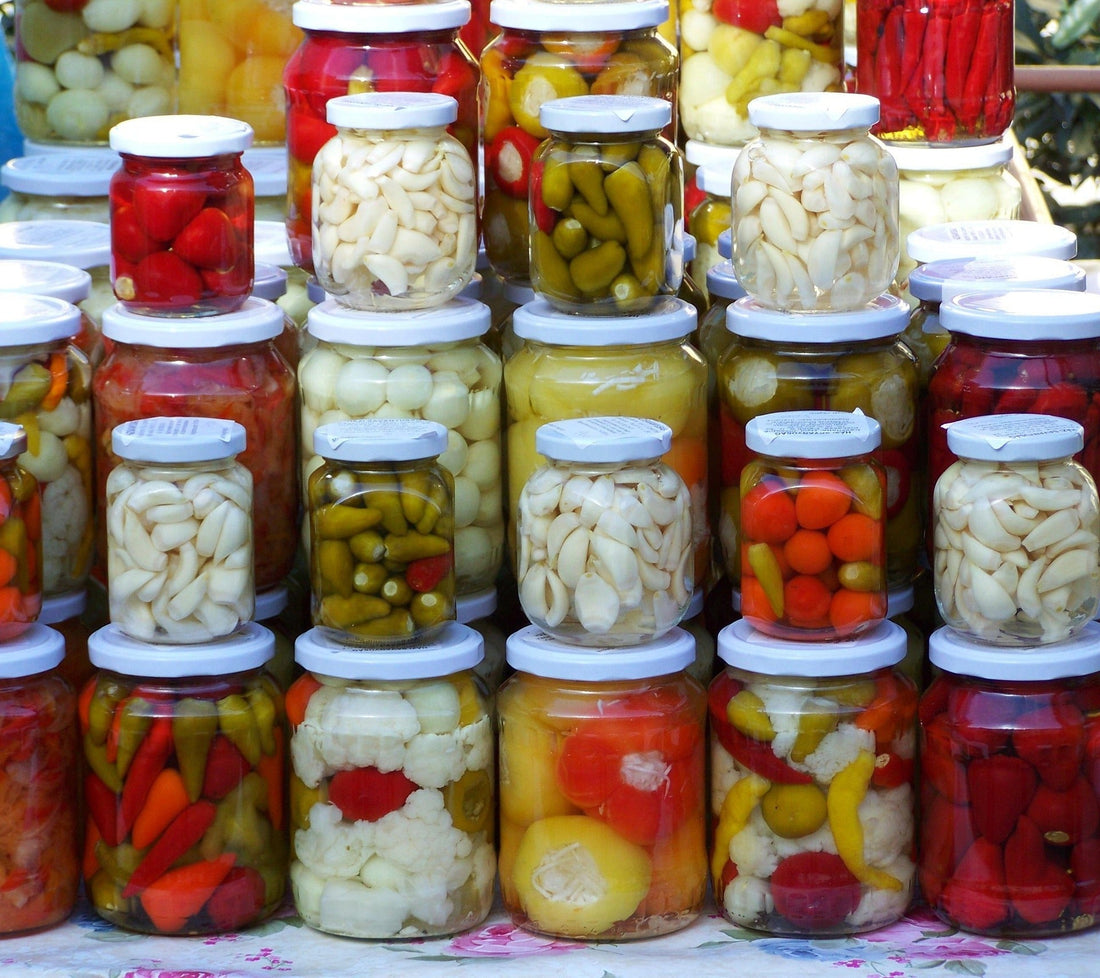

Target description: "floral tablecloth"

left=5, top=897, right=1100, bottom=978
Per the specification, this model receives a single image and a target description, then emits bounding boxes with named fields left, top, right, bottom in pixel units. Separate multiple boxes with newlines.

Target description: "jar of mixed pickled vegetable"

left=288, top=623, right=494, bottom=939
left=710, top=619, right=917, bottom=935
left=0, top=151, right=117, bottom=223
left=499, top=625, right=706, bottom=939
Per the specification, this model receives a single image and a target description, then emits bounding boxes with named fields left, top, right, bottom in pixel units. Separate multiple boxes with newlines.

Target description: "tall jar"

left=480, top=0, right=678, bottom=286
left=299, top=298, right=503, bottom=595
left=529, top=94, right=683, bottom=314
left=0, top=422, right=42, bottom=642
left=710, top=619, right=918, bottom=934
left=920, top=624, right=1100, bottom=936
left=82, top=623, right=287, bottom=935
left=284, top=0, right=479, bottom=274
left=498, top=625, right=706, bottom=939
left=288, top=623, right=495, bottom=939
left=106, top=418, right=254, bottom=644
left=312, top=92, right=477, bottom=310
left=731, top=93, right=900, bottom=311
left=108, top=115, right=255, bottom=317
left=94, top=298, right=298, bottom=591
left=0, top=150, right=118, bottom=223
left=0, top=625, right=79, bottom=935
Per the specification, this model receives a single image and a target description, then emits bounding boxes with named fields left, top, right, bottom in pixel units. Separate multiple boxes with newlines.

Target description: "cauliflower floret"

left=371, top=789, right=473, bottom=878
left=459, top=714, right=493, bottom=773
left=404, top=681, right=461, bottom=734
left=771, top=819, right=839, bottom=859
left=711, top=741, right=739, bottom=811
left=41, top=464, right=89, bottom=592
left=290, top=720, right=327, bottom=789
left=755, top=686, right=807, bottom=760
left=858, top=784, right=914, bottom=868
left=320, top=877, right=411, bottom=938
left=290, top=860, right=326, bottom=922
left=294, top=803, right=374, bottom=878
left=800, top=723, right=875, bottom=783
left=302, top=686, right=420, bottom=776
left=724, top=874, right=773, bottom=924
left=777, top=0, right=815, bottom=14
left=402, top=731, right=466, bottom=789
left=729, top=814, right=779, bottom=879
left=846, top=855, right=916, bottom=929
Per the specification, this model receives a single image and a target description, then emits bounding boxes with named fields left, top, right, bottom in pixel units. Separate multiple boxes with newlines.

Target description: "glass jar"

left=481, top=0, right=678, bottom=286
left=0, top=151, right=118, bottom=223
left=94, top=298, right=298, bottom=591
left=731, top=93, right=900, bottom=311
left=313, top=92, right=477, bottom=311
left=689, top=163, right=735, bottom=298
left=717, top=294, right=920, bottom=591
left=284, top=0, right=480, bottom=274
left=244, top=148, right=290, bottom=223
left=13, top=0, right=177, bottom=145
left=43, top=588, right=93, bottom=694
left=499, top=625, right=706, bottom=939
left=0, top=625, right=78, bottom=935
left=106, top=418, right=254, bottom=644
left=932, top=415, right=1100, bottom=645
left=457, top=587, right=506, bottom=692
left=108, top=115, right=255, bottom=318
left=300, top=298, right=503, bottom=595
left=710, top=619, right=918, bottom=935
left=461, top=0, right=494, bottom=58
left=529, top=95, right=683, bottom=314
left=0, top=294, right=93, bottom=599
left=907, top=219, right=1078, bottom=269
left=856, top=0, right=1014, bottom=144
left=920, top=624, right=1100, bottom=936
left=82, top=622, right=286, bottom=935
left=288, top=623, right=493, bottom=938
left=308, top=419, right=455, bottom=645
left=518, top=417, right=692, bottom=644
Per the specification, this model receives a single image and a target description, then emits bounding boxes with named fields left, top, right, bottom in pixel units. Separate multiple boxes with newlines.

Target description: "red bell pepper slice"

left=329, top=767, right=418, bottom=823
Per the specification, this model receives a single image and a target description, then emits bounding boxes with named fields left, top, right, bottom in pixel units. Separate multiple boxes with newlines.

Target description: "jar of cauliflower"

left=288, top=623, right=495, bottom=939
left=710, top=618, right=917, bottom=935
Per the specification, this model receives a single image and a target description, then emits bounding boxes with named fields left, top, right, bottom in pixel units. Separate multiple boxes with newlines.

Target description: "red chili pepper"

left=405, top=552, right=453, bottom=593
left=943, top=7, right=982, bottom=119
left=922, top=713, right=970, bottom=805
left=202, top=736, right=251, bottom=802
left=960, top=5, right=1002, bottom=132
left=173, top=208, right=243, bottom=273
left=711, top=0, right=781, bottom=35
left=131, top=252, right=205, bottom=308
left=528, top=159, right=557, bottom=236
left=940, top=837, right=1009, bottom=931
left=486, top=126, right=542, bottom=199
left=712, top=716, right=813, bottom=785
left=871, top=751, right=913, bottom=789
left=130, top=183, right=208, bottom=243
left=204, top=866, right=267, bottom=931
left=1004, top=814, right=1075, bottom=925
left=967, top=755, right=1038, bottom=845
left=119, top=717, right=174, bottom=839
left=122, top=801, right=217, bottom=898
left=947, top=685, right=1018, bottom=758
left=85, top=772, right=125, bottom=848
left=328, top=767, right=417, bottom=823
left=1031, top=382, right=1090, bottom=422
left=432, top=50, right=477, bottom=103
left=918, top=790, right=972, bottom=905
left=287, top=110, right=337, bottom=168
left=1013, top=703, right=1086, bottom=791
left=771, top=852, right=861, bottom=931
left=368, top=43, right=433, bottom=93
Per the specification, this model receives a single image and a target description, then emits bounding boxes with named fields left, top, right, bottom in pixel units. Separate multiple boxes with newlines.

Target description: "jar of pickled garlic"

left=920, top=623, right=1100, bottom=936
left=689, top=164, right=735, bottom=298
left=856, top=0, right=1013, bottom=144
left=529, top=95, right=683, bottom=314
left=106, top=417, right=254, bottom=644
left=907, top=219, right=1078, bottom=269
left=717, top=294, right=920, bottom=591
left=679, top=0, right=845, bottom=147
left=710, top=619, right=917, bottom=935
left=313, top=92, right=476, bottom=310
left=94, top=298, right=298, bottom=591
left=43, top=587, right=93, bottom=693
left=82, top=622, right=286, bottom=935
left=499, top=625, right=706, bottom=939
left=308, top=419, right=455, bottom=646
left=481, top=0, right=678, bottom=286
left=108, top=115, right=255, bottom=317
left=731, top=93, right=900, bottom=311
left=299, top=298, right=503, bottom=595
left=0, top=259, right=104, bottom=366
left=457, top=587, right=506, bottom=692
left=0, top=151, right=118, bottom=223
left=284, top=0, right=479, bottom=274
left=0, top=624, right=78, bottom=935
left=288, top=623, right=494, bottom=938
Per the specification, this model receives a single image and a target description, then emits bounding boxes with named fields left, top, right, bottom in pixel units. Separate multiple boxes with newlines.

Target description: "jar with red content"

left=283, top=0, right=479, bottom=274
left=920, top=624, right=1100, bottom=936
left=498, top=625, right=706, bottom=939
left=94, top=299, right=298, bottom=591
left=108, top=116, right=255, bottom=318
left=0, top=421, right=42, bottom=641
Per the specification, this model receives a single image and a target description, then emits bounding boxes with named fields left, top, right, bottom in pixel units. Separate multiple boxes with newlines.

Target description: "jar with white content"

left=933, top=414, right=1100, bottom=646
left=0, top=151, right=118, bottom=223
left=517, top=417, right=693, bottom=645
left=313, top=92, right=477, bottom=310
left=731, top=93, right=900, bottom=311
left=0, top=259, right=103, bottom=366
left=106, top=417, right=254, bottom=644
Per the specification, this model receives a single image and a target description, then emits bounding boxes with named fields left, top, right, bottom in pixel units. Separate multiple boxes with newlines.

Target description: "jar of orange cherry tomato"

left=498, top=624, right=706, bottom=939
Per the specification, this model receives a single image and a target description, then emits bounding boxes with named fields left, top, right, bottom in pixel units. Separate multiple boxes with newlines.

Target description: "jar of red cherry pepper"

left=920, top=623, right=1100, bottom=936
left=108, top=116, right=255, bottom=318
left=283, top=0, right=479, bottom=274
left=94, top=298, right=298, bottom=592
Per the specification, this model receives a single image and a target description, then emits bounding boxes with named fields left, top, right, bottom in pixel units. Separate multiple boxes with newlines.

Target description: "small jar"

left=933, top=415, right=1100, bottom=645
left=920, top=624, right=1100, bottom=936
left=731, top=93, right=900, bottom=311
left=457, top=587, right=507, bottom=692
left=710, top=619, right=918, bottom=935
left=313, top=92, right=476, bottom=310
left=82, top=623, right=286, bottom=935
left=907, top=219, right=1078, bottom=269
left=689, top=163, right=735, bottom=297
left=288, top=623, right=494, bottom=939
left=0, top=625, right=78, bottom=935
left=42, top=588, right=93, bottom=694
left=0, top=151, right=118, bottom=223
left=529, top=95, right=683, bottom=314
left=308, top=419, right=456, bottom=645
left=106, top=418, right=254, bottom=644
left=108, top=115, right=256, bottom=317
left=499, top=625, right=706, bottom=939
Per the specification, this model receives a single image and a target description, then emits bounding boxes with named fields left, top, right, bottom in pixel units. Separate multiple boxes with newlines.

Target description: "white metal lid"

left=294, top=0, right=471, bottom=31
left=718, top=618, right=906, bottom=676
left=490, top=0, right=668, bottom=30
left=506, top=624, right=695, bottom=679
left=327, top=92, right=459, bottom=129
left=1, top=151, right=120, bottom=195
left=457, top=587, right=496, bottom=624
left=295, top=622, right=483, bottom=679
left=0, top=293, right=81, bottom=343
left=939, top=288, right=1100, bottom=340
left=252, top=262, right=288, bottom=301
left=685, top=139, right=741, bottom=173
left=718, top=227, right=732, bottom=259
left=907, top=220, right=1078, bottom=263
left=929, top=622, right=1100, bottom=680
left=112, top=417, right=247, bottom=463
left=242, top=147, right=287, bottom=197
left=254, top=221, right=295, bottom=268
left=102, top=297, right=285, bottom=346
left=0, top=421, right=28, bottom=461
left=887, top=137, right=1013, bottom=172
left=313, top=418, right=449, bottom=461
left=88, top=622, right=275, bottom=677
left=746, top=409, right=881, bottom=457
left=0, top=624, right=65, bottom=678
left=254, top=585, right=288, bottom=621
left=513, top=296, right=696, bottom=345
left=307, top=296, right=490, bottom=344
left=39, top=588, right=86, bottom=625
left=748, top=92, right=880, bottom=131
left=536, top=416, right=672, bottom=462
left=727, top=293, right=908, bottom=342
left=945, top=414, right=1084, bottom=462
left=540, top=95, right=671, bottom=134
left=696, top=163, right=734, bottom=196
left=706, top=261, right=747, bottom=301
left=110, top=115, right=254, bottom=158
left=0, top=220, right=110, bottom=268
left=0, top=259, right=92, bottom=304
left=907, top=256, right=1087, bottom=301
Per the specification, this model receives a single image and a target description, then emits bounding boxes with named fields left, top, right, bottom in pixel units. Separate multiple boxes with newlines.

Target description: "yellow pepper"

left=727, top=688, right=775, bottom=741
left=747, top=542, right=785, bottom=617
left=827, top=750, right=903, bottom=891
left=711, top=773, right=770, bottom=883
left=604, top=161, right=654, bottom=262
